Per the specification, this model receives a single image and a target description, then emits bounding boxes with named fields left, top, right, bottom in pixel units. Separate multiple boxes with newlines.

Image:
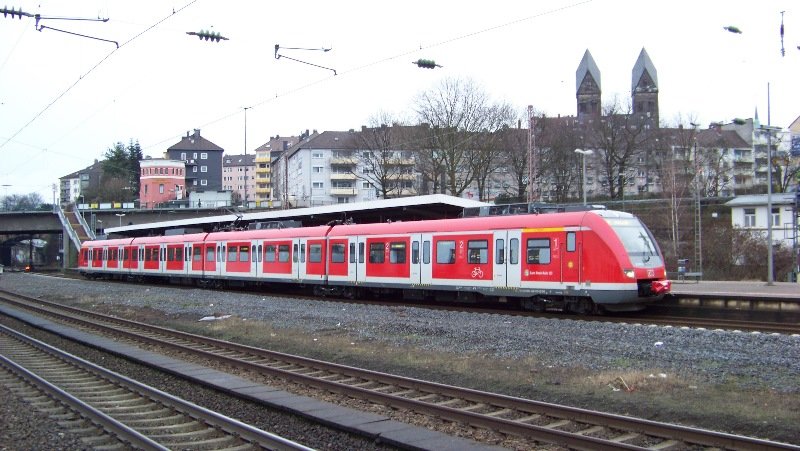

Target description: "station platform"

left=670, top=280, right=800, bottom=300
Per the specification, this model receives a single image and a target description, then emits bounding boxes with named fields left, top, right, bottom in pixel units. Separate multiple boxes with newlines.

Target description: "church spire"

left=576, top=49, right=601, bottom=120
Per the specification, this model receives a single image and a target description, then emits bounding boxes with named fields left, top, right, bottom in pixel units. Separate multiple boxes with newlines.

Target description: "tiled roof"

left=167, top=129, right=223, bottom=152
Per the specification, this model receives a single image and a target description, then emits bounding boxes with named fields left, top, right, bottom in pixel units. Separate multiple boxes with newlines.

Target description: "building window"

left=181, top=152, right=187, bottom=160
left=771, top=207, right=780, bottom=227
left=200, top=152, right=208, bottom=160
left=744, top=208, right=756, bottom=227
left=193, top=166, right=198, bottom=173
left=312, top=182, right=324, bottom=189
left=201, top=166, right=208, bottom=173
left=200, top=179, right=207, bottom=186
left=312, top=152, right=323, bottom=159
left=313, top=166, right=323, bottom=173
left=159, top=184, right=164, bottom=194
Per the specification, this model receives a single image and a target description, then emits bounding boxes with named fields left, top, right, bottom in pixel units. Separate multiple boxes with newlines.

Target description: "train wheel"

left=522, top=297, right=546, bottom=312
left=570, top=298, right=595, bottom=315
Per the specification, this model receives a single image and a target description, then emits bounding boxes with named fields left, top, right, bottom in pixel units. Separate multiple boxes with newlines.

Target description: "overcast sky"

left=0, top=0, right=797, bottom=202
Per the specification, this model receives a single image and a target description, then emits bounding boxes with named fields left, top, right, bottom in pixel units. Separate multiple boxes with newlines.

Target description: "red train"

left=78, top=209, right=671, bottom=313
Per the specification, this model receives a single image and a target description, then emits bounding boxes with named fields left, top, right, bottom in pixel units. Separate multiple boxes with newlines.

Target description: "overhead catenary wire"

left=0, top=0, right=198, bottom=152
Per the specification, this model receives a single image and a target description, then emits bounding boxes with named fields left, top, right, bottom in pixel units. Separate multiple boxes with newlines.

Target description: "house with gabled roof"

left=166, top=129, right=224, bottom=192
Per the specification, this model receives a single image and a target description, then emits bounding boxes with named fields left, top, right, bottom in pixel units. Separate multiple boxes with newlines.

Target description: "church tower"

left=576, top=50, right=601, bottom=121
left=631, top=48, right=659, bottom=126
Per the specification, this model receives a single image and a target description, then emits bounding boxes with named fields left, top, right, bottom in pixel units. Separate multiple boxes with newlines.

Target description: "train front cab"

left=583, top=211, right=671, bottom=311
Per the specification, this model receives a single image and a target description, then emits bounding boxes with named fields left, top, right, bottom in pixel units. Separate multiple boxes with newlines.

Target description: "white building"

left=725, top=193, right=798, bottom=248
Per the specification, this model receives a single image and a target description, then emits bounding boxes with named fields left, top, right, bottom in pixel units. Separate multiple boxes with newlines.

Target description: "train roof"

left=205, top=225, right=332, bottom=241
left=327, top=209, right=633, bottom=236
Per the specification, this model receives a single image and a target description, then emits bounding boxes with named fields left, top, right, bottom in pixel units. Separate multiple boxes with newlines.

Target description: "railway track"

left=39, top=271, right=800, bottom=335
left=2, top=289, right=798, bottom=451
left=0, top=322, right=312, bottom=450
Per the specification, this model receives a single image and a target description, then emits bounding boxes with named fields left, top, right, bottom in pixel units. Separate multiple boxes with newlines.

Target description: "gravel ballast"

left=2, top=272, right=799, bottom=446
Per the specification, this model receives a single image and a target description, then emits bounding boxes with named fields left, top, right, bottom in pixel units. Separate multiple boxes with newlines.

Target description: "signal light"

left=186, top=29, right=229, bottom=42
left=413, top=59, right=442, bottom=69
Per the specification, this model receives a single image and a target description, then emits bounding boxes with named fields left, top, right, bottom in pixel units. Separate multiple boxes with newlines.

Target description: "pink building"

left=139, top=158, right=185, bottom=209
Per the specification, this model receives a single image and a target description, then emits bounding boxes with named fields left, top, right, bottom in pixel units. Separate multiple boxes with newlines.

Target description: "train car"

left=325, top=209, right=669, bottom=312
left=79, top=208, right=670, bottom=313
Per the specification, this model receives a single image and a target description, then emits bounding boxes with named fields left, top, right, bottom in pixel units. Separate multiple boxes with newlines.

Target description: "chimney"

left=193, top=129, right=201, bottom=138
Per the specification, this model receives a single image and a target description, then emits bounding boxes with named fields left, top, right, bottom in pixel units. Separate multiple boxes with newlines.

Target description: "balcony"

left=330, top=173, right=356, bottom=181
left=255, top=187, right=270, bottom=194
left=330, top=157, right=357, bottom=165
left=331, top=188, right=357, bottom=196
left=386, top=173, right=416, bottom=181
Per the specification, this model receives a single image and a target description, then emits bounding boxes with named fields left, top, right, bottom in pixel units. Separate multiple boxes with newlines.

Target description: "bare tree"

left=414, top=77, right=513, bottom=197
left=537, top=117, right=584, bottom=203
left=469, top=102, right=516, bottom=201
left=585, top=97, right=653, bottom=199
left=351, top=113, right=416, bottom=198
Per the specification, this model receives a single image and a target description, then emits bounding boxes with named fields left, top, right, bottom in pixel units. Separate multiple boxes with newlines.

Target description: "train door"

left=354, top=237, right=366, bottom=282
left=562, top=230, right=580, bottom=284
left=490, top=231, right=520, bottom=290
left=409, top=234, right=422, bottom=285
left=419, top=233, right=433, bottom=285
left=347, top=237, right=358, bottom=282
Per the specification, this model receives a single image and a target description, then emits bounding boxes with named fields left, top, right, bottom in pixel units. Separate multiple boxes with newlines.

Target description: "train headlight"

left=623, top=269, right=635, bottom=279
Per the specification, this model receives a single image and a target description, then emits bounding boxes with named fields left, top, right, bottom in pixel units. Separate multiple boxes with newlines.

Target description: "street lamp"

left=759, top=123, right=782, bottom=285
left=115, top=213, right=126, bottom=227
left=574, top=149, right=593, bottom=205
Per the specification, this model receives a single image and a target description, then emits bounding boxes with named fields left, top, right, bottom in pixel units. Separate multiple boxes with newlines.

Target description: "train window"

left=293, top=244, right=299, bottom=262
left=161, top=248, right=166, bottom=262
left=217, top=245, right=221, bottom=262
left=193, top=246, right=202, bottom=262
left=300, top=244, right=306, bottom=263
left=566, top=232, right=576, bottom=252
left=240, top=245, right=250, bottom=262
left=222, top=245, right=226, bottom=262
left=331, top=243, right=345, bottom=263
left=256, top=245, right=262, bottom=262
left=369, top=242, right=385, bottom=263
left=495, top=239, right=505, bottom=264
left=467, top=240, right=488, bottom=264
left=526, top=239, right=551, bottom=264
left=358, top=243, right=365, bottom=264
left=167, top=248, right=173, bottom=262
left=123, top=249, right=129, bottom=260
left=265, top=245, right=276, bottom=262
left=279, top=245, right=290, bottom=262
left=144, top=249, right=151, bottom=262
left=227, top=246, right=237, bottom=262
left=436, top=240, right=456, bottom=264
left=349, top=243, right=356, bottom=263
left=509, top=239, right=519, bottom=264
left=309, top=244, right=322, bottom=263
left=423, top=241, right=430, bottom=264
left=390, top=242, right=406, bottom=264
left=206, top=247, right=215, bottom=262
left=412, top=241, right=419, bottom=264
left=250, top=246, right=256, bottom=262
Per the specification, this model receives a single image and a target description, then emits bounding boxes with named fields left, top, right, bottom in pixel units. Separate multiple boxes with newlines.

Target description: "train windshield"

left=605, top=217, right=662, bottom=266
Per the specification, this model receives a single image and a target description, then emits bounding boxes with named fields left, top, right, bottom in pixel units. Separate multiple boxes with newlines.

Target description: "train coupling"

left=650, top=279, right=671, bottom=295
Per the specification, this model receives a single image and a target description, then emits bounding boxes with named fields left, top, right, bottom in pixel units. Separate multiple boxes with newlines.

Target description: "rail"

left=2, top=289, right=797, bottom=451
left=0, top=322, right=313, bottom=451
